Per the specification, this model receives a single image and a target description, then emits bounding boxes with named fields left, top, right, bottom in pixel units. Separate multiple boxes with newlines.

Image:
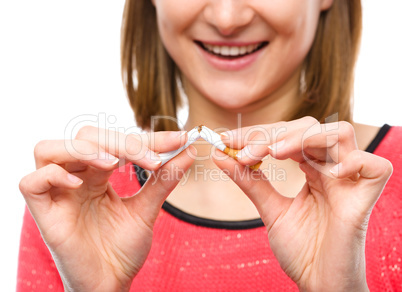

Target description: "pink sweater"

left=17, top=125, right=402, bottom=291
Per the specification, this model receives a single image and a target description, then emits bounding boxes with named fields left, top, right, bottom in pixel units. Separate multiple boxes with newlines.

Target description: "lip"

left=195, top=40, right=268, bottom=71
left=198, top=40, right=265, bottom=46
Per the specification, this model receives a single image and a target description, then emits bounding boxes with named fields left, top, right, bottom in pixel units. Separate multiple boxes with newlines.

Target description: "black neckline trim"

left=133, top=124, right=391, bottom=230
left=134, top=164, right=148, bottom=186
left=133, top=165, right=265, bottom=229
left=162, top=201, right=265, bottom=230
left=364, top=124, right=391, bottom=153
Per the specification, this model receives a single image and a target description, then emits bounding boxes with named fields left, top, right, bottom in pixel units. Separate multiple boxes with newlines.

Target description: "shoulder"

left=367, top=124, right=402, bottom=203
left=353, top=123, right=382, bottom=151
left=371, top=125, right=402, bottom=157
left=353, top=123, right=402, bottom=154
left=364, top=125, right=402, bottom=290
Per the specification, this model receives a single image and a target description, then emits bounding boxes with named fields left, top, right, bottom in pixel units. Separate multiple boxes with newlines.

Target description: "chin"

left=204, top=90, right=261, bottom=112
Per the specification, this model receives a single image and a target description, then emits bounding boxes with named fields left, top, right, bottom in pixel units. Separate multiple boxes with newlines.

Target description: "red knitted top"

left=17, top=125, right=402, bottom=291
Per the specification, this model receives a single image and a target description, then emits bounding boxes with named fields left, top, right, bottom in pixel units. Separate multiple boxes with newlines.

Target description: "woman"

left=18, top=0, right=401, bottom=291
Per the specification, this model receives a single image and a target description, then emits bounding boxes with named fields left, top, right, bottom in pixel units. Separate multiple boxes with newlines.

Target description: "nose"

left=203, top=0, right=255, bottom=36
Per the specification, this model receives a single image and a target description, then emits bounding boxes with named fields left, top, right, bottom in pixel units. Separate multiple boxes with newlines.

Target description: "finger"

left=221, top=118, right=311, bottom=165
left=220, top=124, right=286, bottom=166
left=74, top=126, right=188, bottom=170
left=221, top=124, right=279, bottom=150
left=330, top=150, right=393, bottom=182
left=299, top=160, right=327, bottom=193
left=233, top=119, right=358, bottom=166
left=34, top=140, right=120, bottom=170
left=74, top=126, right=187, bottom=152
left=19, top=164, right=83, bottom=212
left=123, top=145, right=197, bottom=227
left=233, top=131, right=273, bottom=163
left=138, top=131, right=188, bottom=152
left=212, top=149, right=293, bottom=232
left=329, top=150, right=393, bottom=210
left=268, top=121, right=358, bottom=163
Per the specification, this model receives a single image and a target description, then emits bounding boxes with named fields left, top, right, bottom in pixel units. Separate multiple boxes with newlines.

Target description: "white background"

left=1, top=0, right=401, bottom=290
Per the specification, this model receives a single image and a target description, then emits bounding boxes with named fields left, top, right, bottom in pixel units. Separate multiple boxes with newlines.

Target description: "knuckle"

left=66, top=139, right=97, bottom=159
left=78, top=140, right=98, bottom=157
left=42, top=164, right=62, bottom=183
left=44, top=164, right=60, bottom=178
left=75, top=125, right=97, bottom=140
left=34, top=140, right=51, bottom=161
left=301, top=116, right=319, bottom=125
left=125, top=135, right=146, bottom=157
left=382, top=159, right=393, bottom=178
left=19, top=176, right=30, bottom=195
left=339, top=121, right=355, bottom=138
left=126, top=133, right=142, bottom=145
left=351, top=149, right=364, bottom=162
left=247, top=132, right=267, bottom=145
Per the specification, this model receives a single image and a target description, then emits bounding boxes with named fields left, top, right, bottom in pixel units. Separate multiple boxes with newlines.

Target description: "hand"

left=215, top=117, right=392, bottom=292
left=19, top=126, right=196, bottom=292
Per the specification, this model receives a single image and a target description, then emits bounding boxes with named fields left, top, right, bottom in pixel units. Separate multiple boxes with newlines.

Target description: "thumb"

left=213, top=150, right=292, bottom=231
left=124, top=146, right=197, bottom=228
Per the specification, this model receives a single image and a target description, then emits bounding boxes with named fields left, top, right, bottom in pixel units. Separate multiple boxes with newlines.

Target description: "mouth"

left=195, top=41, right=269, bottom=60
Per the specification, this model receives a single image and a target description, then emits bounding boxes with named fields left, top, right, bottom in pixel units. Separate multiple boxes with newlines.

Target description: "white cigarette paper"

left=199, top=126, right=226, bottom=152
left=159, top=127, right=201, bottom=166
left=158, top=125, right=262, bottom=170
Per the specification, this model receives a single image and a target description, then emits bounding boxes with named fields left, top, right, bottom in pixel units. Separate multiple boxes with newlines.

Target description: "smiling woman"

left=15, top=0, right=402, bottom=291
left=122, top=0, right=360, bottom=132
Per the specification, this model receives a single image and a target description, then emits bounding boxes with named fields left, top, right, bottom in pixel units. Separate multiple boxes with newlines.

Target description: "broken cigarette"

left=159, top=127, right=201, bottom=166
left=159, top=125, right=262, bottom=170
left=200, top=126, right=262, bottom=170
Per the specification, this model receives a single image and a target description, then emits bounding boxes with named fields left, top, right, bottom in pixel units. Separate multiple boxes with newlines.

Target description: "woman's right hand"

left=19, top=126, right=196, bottom=292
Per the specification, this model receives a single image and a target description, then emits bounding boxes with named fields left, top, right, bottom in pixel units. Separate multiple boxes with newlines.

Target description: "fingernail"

left=188, top=145, right=198, bottom=157
left=268, top=140, right=285, bottom=151
left=99, top=152, right=119, bottom=165
left=330, top=163, right=342, bottom=177
left=67, top=173, right=83, bottom=185
left=179, top=131, right=187, bottom=138
left=150, top=152, right=162, bottom=165
left=220, top=132, right=229, bottom=138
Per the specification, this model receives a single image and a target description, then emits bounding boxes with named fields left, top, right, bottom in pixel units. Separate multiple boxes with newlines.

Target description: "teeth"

left=239, top=46, right=247, bottom=55
left=247, top=45, right=255, bottom=53
left=229, top=46, right=239, bottom=56
left=212, top=45, right=220, bottom=54
left=221, top=46, right=229, bottom=55
left=202, top=42, right=263, bottom=57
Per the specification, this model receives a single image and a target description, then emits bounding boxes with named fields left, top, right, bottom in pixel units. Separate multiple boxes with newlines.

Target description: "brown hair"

left=121, top=0, right=362, bottom=131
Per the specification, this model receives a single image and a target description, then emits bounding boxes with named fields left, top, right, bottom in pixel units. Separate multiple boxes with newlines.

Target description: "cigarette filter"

left=201, top=126, right=262, bottom=170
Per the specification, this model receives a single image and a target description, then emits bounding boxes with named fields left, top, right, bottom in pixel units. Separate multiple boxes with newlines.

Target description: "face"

left=153, top=0, right=333, bottom=110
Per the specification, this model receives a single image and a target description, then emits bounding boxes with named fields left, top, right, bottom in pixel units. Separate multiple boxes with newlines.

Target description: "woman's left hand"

left=214, top=117, right=392, bottom=292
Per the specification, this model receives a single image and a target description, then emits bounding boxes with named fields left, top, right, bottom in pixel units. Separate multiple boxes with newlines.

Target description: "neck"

left=183, top=68, right=301, bottom=132
left=167, top=69, right=310, bottom=220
